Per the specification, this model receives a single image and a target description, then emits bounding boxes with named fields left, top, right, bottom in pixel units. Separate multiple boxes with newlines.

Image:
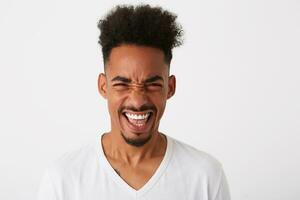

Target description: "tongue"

left=128, top=118, right=148, bottom=126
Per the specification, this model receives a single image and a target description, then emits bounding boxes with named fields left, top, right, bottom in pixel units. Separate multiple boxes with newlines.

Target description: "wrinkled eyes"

left=113, top=83, right=128, bottom=87
left=112, top=83, right=163, bottom=90
left=147, top=83, right=163, bottom=89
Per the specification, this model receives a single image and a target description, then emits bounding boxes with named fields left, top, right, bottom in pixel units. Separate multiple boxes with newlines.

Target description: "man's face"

left=98, top=44, right=176, bottom=147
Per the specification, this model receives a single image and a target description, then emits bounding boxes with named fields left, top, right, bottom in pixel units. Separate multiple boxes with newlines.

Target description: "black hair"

left=97, top=4, right=184, bottom=66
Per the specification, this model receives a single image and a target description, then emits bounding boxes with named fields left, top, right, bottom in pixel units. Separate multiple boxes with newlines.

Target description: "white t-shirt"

left=37, top=133, right=231, bottom=200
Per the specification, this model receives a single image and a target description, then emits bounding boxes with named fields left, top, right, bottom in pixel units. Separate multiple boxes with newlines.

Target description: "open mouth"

left=122, top=111, right=153, bottom=132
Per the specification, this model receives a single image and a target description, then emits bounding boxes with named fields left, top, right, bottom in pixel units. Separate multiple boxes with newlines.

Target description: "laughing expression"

left=98, top=44, right=176, bottom=147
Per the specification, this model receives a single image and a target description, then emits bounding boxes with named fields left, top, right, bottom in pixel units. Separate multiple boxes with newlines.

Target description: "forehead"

left=105, top=44, right=168, bottom=80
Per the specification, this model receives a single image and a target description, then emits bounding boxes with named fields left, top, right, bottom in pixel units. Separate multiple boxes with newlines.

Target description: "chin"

left=120, top=130, right=153, bottom=147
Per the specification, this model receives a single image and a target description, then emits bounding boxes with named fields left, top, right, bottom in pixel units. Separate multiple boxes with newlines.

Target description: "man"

left=37, top=4, right=231, bottom=200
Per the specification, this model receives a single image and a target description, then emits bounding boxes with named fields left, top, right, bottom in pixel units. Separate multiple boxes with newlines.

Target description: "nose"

left=127, top=86, right=149, bottom=110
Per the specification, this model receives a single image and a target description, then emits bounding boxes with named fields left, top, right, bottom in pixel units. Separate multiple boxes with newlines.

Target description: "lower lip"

left=122, top=113, right=153, bottom=134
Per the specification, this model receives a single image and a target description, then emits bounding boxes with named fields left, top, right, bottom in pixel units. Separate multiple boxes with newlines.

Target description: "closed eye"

left=113, top=83, right=128, bottom=86
left=148, top=83, right=162, bottom=87
left=112, top=83, right=129, bottom=90
left=146, top=83, right=163, bottom=90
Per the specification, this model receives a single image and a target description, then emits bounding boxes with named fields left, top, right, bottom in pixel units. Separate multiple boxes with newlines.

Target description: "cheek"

left=158, top=102, right=167, bottom=116
left=150, top=94, right=167, bottom=117
left=106, top=93, right=124, bottom=120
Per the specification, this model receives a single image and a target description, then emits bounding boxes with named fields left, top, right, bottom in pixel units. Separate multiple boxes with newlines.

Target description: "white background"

left=0, top=0, right=299, bottom=199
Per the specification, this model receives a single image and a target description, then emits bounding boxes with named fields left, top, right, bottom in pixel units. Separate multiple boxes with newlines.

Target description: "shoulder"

left=38, top=140, right=99, bottom=198
left=166, top=136, right=231, bottom=199
left=168, top=135, right=223, bottom=177
left=45, top=141, right=97, bottom=181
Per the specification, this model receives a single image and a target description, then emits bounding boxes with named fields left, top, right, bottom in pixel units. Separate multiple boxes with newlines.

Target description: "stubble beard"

left=120, top=131, right=153, bottom=147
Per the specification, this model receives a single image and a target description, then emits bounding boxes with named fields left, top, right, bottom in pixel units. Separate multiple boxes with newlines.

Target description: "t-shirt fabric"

left=37, top=133, right=231, bottom=200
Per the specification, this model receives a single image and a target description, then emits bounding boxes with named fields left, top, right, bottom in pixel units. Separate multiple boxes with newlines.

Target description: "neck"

left=101, top=131, right=166, bottom=167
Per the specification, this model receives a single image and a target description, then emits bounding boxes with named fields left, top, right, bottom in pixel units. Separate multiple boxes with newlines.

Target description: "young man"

left=37, top=4, right=231, bottom=200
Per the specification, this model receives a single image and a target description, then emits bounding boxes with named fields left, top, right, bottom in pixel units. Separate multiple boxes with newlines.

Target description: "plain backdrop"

left=0, top=0, right=299, bottom=199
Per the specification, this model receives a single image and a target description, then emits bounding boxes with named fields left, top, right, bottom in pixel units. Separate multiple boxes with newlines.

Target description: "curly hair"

left=97, top=4, right=184, bottom=66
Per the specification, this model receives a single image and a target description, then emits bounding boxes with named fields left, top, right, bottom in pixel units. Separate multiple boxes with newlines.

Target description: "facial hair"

left=120, top=130, right=153, bottom=147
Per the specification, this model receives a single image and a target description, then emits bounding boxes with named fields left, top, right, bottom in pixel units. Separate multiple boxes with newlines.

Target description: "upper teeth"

left=125, top=113, right=150, bottom=120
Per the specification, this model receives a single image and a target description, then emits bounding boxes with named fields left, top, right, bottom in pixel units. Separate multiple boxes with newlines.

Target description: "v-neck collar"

left=95, top=132, right=174, bottom=198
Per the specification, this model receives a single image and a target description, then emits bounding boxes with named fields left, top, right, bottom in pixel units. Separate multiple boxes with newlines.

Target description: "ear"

left=167, top=75, right=176, bottom=99
left=98, top=73, right=107, bottom=99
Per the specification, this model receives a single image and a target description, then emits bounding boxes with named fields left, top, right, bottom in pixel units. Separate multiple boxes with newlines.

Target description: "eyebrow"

left=111, top=75, right=163, bottom=83
left=111, top=76, right=131, bottom=83
left=144, top=75, right=163, bottom=83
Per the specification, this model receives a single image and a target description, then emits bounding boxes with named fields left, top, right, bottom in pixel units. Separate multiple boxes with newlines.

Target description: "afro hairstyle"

left=97, top=4, right=184, bottom=67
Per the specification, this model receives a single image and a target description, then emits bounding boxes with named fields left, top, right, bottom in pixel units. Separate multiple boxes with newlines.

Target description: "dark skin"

left=97, top=44, right=176, bottom=190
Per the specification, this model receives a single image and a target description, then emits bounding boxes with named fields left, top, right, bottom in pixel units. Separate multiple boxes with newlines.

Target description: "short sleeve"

left=214, top=167, right=231, bottom=200
left=37, top=168, right=57, bottom=200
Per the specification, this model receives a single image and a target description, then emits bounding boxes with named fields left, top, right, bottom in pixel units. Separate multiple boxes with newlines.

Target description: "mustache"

left=119, top=104, right=156, bottom=113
